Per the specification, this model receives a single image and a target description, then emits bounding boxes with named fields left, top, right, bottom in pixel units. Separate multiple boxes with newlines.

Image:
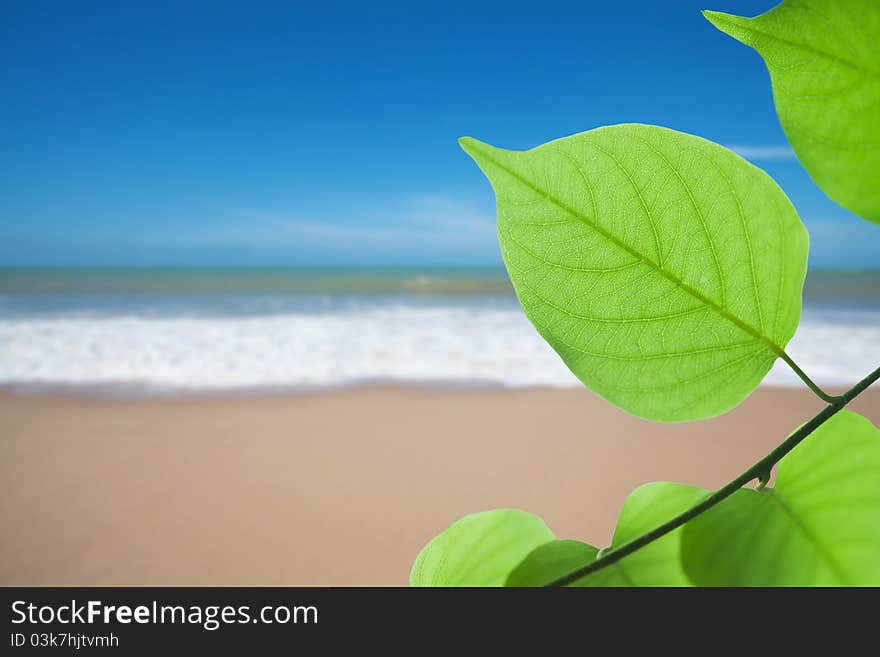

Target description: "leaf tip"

left=458, top=136, right=483, bottom=158
left=702, top=9, right=753, bottom=44
left=458, top=136, right=504, bottom=177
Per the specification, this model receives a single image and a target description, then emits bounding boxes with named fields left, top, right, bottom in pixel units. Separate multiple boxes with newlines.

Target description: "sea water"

left=0, top=268, right=878, bottom=397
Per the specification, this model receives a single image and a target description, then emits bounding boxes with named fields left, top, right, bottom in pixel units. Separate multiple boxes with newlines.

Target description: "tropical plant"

left=411, top=0, right=880, bottom=587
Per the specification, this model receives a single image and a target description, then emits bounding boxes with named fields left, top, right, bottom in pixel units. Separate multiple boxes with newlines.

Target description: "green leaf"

left=505, top=483, right=706, bottom=586
left=506, top=540, right=599, bottom=587
left=704, top=1, right=880, bottom=223
left=409, top=509, right=554, bottom=586
left=571, top=482, right=706, bottom=586
left=460, top=125, right=808, bottom=421
left=681, top=411, right=880, bottom=586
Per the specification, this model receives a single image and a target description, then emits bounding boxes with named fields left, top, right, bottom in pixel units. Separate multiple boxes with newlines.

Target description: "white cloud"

left=727, top=145, right=797, bottom=161
left=164, top=195, right=497, bottom=253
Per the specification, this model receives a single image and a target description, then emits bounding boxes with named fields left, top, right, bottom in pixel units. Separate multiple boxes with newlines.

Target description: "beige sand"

left=1, top=386, right=877, bottom=585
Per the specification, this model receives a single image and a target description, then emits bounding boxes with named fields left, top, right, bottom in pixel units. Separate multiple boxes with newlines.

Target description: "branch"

left=544, top=363, right=880, bottom=587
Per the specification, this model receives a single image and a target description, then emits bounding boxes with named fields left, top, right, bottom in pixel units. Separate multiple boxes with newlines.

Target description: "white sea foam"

left=0, top=305, right=877, bottom=396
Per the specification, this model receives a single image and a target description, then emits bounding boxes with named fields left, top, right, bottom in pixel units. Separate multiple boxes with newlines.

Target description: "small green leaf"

left=572, top=482, right=707, bottom=586
left=410, top=509, right=554, bottom=586
left=705, top=1, right=880, bottom=223
left=461, top=125, right=808, bottom=421
left=506, top=483, right=706, bottom=586
left=506, top=540, right=599, bottom=587
left=681, top=411, right=880, bottom=586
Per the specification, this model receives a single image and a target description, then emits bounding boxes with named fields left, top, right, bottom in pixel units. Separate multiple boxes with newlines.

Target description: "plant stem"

left=778, top=350, right=842, bottom=404
left=544, top=363, right=880, bottom=587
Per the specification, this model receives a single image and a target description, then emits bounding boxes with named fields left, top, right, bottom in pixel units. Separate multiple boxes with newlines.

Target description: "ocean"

left=1, top=267, right=878, bottom=397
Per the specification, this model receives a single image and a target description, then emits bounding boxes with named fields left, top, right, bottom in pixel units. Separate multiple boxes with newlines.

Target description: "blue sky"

left=1, top=0, right=877, bottom=269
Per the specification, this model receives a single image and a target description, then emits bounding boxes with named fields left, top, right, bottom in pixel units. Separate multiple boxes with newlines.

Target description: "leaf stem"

left=778, top=350, right=842, bottom=403
left=544, top=363, right=880, bottom=587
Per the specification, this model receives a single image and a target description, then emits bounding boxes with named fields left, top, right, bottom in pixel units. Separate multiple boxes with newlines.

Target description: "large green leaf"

left=409, top=509, right=554, bottom=586
left=505, top=483, right=706, bottom=586
left=461, top=125, right=808, bottom=421
left=681, top=411, right=880, bottom=586
left=705, top=1, right=880, bottom=223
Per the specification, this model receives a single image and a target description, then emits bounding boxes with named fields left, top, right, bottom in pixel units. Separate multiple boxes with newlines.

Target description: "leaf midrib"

left=468, top=140, right=787, bottom=358
left=709, top=11, right=880, bottom=78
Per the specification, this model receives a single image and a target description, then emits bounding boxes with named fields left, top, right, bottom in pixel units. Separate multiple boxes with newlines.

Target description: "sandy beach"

left=1, top=385, right=877, bottom=586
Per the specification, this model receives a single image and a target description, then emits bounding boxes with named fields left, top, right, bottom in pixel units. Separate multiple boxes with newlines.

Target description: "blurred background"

left=1, top=0, right=878, bottom=396
left=1, top=1, right=878, bottom=586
